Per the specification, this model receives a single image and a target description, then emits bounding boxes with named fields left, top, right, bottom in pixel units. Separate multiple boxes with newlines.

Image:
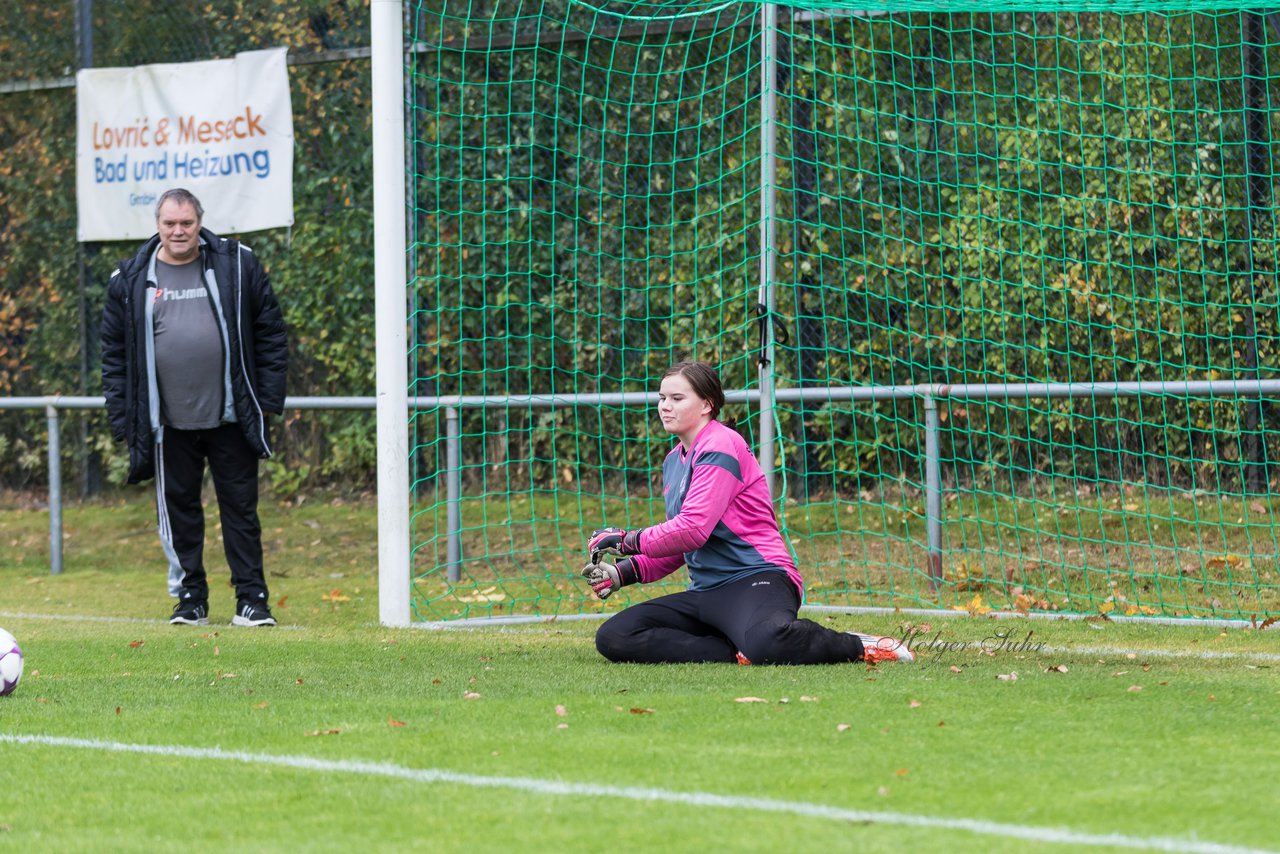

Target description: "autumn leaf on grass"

left=908, top=699, right=922, bottom=708
left=321, top=588, right=350, bottom=604
left=950, top=594, right=991, bottom=615
left=1261, top=616, right=1279, bottom=630
left=1046, top=664, right=1069, bottom=673
left=387, top=717, right=407, bottom=728
left=734, top=697, right=768, bottom=703
left=949, top=560, right=987, bottom=592
left=996, top=672, right=1018, bottom=681
left=128, top=640, right=144, bottom=649
left=629, top=707, right=655, bottom=714
left=836, top=723, right=852, bottom=733
left=305, top=729, right=341, bottom=736
left=456, top=585, right=507, bottom=604
left=463, top=692, right=481, bottom=700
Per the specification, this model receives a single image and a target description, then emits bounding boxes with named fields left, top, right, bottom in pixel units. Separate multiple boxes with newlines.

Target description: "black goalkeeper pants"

left=156, top=423, right=269, bottom=606
left=594, top=571, right=865, bottom=665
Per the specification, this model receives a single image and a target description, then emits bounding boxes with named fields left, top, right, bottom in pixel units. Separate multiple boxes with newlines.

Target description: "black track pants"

left=157, top=423, right=268, bottom=605
left=594, top=571, right=865, bottom=664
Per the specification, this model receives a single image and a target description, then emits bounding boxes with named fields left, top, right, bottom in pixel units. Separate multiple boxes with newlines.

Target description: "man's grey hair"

left=155, top=188, right=204, bottom=222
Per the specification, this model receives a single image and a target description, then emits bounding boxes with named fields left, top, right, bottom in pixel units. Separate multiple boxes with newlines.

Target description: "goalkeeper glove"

left=581, top=557, right=640, bottom=600
left=587, top=527, right=642, bottom=563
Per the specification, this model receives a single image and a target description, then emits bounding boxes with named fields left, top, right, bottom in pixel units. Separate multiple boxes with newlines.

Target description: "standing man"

left=101, top=188, right=288, bottom=627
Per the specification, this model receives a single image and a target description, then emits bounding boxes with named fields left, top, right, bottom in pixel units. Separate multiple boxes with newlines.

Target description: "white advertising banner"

left=76, top=48, right=294, bottom=241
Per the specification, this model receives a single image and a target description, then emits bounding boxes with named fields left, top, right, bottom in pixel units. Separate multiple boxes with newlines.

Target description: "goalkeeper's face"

left=658, top=373, right=714, bottom=445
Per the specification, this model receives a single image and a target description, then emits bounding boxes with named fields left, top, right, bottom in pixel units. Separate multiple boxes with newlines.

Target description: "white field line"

left=0, top=733, right=1272, bottom=854
left=0, top=610, right=163, bottom=625
left=1, top=611, right=1275, bottom=662
left=425, top=607, right=1279, bottom=630
left=1037, top=644, right=1280, bottom=663
left=0, top=611, right=301, bottom=629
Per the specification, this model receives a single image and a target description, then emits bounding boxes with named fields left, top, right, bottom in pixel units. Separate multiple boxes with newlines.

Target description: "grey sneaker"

left=232, top=601, right=277, bottom=627
left=170, top=600, right=209, bottom=626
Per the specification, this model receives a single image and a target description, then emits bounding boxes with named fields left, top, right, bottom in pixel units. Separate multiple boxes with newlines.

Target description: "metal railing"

left=6, top=379, right=1280, bottom=581
left=0, top=395, right=376, bottom=575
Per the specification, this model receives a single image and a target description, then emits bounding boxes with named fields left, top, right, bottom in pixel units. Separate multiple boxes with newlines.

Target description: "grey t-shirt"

left=153, top=259, right=225, bottom=430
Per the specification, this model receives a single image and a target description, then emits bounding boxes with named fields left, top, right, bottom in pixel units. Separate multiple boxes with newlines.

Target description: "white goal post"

left=372, top=0, right=411, bottom=627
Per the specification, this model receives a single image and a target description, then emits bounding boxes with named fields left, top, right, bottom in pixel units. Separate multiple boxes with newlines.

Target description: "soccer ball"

left=0, top=628, right=22, bottom=696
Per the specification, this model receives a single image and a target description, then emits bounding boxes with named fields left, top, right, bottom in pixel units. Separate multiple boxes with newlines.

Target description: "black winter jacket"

left=101, top=228, right=288, bottom=483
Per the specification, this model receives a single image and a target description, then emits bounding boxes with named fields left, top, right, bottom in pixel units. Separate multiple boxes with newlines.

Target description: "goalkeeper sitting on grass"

left=582, top=361, right=913, bottom=666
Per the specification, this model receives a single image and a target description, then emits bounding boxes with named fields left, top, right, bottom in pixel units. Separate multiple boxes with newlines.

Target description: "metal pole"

left=923, top=392, right=942, bottom=591
left=46, top=405, right=63, bottom=575
left=372, top=0, right=412, bottom=627
left=757, top=4, right=779, bottom=496
left=787, top=15, right=829, bottom=499
left=446, top=407, right=462, bottom=582
left=403, top=0, right=420, bottom=509
left=76, top=0, right=100, bottom=499
left=76, top=0, right=94, bottom=67
left=1243, top=10, right=1271, bottom=494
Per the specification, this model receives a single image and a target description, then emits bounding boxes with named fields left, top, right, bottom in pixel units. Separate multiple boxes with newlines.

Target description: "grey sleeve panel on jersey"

left=692, top=450, right=742, bottom=480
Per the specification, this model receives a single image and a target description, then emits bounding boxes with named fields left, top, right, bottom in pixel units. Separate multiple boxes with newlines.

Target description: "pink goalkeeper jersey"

left=631, top=419, right=804, bottom=598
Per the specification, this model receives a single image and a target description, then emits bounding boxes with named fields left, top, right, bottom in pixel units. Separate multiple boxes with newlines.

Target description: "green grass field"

left=2, top=495, right=1278, bottom=852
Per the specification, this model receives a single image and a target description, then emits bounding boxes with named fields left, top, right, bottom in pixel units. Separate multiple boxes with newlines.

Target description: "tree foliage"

left=2, top=4, right=1279, bottom=497
left=415, top=6, right=1280, bottom=498
left=0, top=0, right=373, bottom=490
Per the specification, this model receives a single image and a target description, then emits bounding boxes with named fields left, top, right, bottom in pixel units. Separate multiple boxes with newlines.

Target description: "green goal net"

left=407, top=1, right=1280, bottom=623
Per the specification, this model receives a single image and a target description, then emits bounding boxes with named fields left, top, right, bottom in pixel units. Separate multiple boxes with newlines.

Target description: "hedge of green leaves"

left=4, top=4, right=1280, bottom=498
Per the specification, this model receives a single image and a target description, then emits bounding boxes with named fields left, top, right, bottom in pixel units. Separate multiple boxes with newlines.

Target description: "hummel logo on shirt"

left=157, top=287, right=207, bottom=302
